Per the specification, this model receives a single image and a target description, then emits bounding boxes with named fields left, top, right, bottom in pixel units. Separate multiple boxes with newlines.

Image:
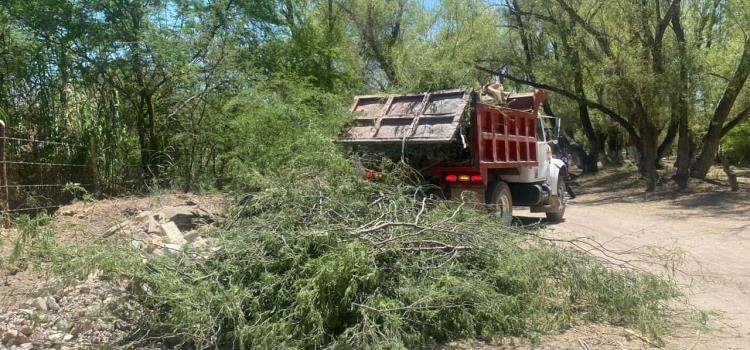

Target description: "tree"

left=480, top=0, right=696, bottom=191
left=690, top=22, right=750, bottom=178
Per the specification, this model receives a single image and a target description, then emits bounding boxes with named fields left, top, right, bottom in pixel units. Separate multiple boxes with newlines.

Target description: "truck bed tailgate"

left=336, top=89, right=471, bottom=144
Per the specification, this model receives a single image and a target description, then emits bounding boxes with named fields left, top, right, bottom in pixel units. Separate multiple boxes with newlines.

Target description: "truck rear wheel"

left=487, top=180, right=513, bottom=225
left=545, top=177, right=567, bottom=222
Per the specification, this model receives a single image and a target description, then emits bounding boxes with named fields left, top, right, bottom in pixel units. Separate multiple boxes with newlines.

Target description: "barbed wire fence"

left=0, top=122, right=99, bottom=214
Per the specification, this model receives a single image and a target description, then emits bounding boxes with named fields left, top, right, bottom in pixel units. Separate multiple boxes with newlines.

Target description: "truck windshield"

left=536, top=119, right=545, bottom=142
left=539, top=117, right=557, bottom=141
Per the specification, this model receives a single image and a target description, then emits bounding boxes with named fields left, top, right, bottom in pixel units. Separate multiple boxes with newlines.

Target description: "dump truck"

left=336, top=88, right=568, bottom=223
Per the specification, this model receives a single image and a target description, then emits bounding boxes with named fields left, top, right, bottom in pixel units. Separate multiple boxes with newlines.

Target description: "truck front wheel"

left=487, top=180, right=513, bottom=225
left=545, top=177, right=567, bottom=222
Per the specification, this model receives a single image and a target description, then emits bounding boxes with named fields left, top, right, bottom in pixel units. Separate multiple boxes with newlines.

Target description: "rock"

left=46, top=296, right=60, bottom=312
left=63, top=333, right=73, bottom=341
left=135, top=210, right=152, bottom=219
left=156, top=206, right=213, bottom=231
left=159, top=222, right=185, bottom=245
left=191, top=237, right=207, bottom=249
left=145, top=216, right=161, bottom=235
left=162, top=243, right=182, bottom=255
left=48, top=332, right=64, bottom=341
left=130, top=240, right=144, bottom=249
left=13, top=332, right=28, bottom=345
left=104, top=222, right=127, bottom=236
left=183, top=230, right=200, bottom=243
left=2, top=329, right=17, bottom=344
left=33, top=297, right=48, bottom=312
left=55, top=318, right=71, bottom=331
left=18, top=326, right=32, bottom=337
left=74, top=320, right=93, bottom=334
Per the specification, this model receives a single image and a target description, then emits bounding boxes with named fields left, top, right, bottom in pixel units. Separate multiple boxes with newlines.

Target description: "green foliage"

left=63, top=182, right=93, bottom=202
left=390, top=0, right=500, bottom=91
left=45, top=172, right=675, bottom=348
left=9, top=214, right=54, bottom=264
left=722, top=120, right=750, bottom=164
left=221, top=76, right=351, bottom=178
left=43, top=158, right=679, bottom=349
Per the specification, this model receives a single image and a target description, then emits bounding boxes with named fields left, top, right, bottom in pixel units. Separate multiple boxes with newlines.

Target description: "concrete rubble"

left=104, top=204, right=217, bottom=258
left=0, top=274, right=153, bottom=349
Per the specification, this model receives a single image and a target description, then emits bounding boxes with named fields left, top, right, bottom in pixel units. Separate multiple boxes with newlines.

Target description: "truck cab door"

left=536, top=118, right=551, bottom=182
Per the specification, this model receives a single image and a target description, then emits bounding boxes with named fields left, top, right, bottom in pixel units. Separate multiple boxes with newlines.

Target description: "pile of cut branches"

left=43, top=160, right=679, bottom=349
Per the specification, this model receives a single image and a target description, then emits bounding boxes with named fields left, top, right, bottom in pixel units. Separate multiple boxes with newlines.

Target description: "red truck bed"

left=336, top=89, right=548, bottom=185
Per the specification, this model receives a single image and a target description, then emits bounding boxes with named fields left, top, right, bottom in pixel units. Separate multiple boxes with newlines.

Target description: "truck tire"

left=545, top=177, right=567, bottom=222
left=487, top=180, right=513, bottom=225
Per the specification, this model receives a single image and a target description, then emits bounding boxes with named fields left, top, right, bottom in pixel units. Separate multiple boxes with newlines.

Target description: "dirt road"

left=531, top=171, right=750, bottom=349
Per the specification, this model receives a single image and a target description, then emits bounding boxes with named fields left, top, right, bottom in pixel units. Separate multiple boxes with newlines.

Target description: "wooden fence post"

left=0, top=120, right=8, bottom=211
left=89, top=138, right=99, bottom=194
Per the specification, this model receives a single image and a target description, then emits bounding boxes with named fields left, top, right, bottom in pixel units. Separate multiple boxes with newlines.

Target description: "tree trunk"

left=692, top=37, right=750, bottom=178
left=639, top=123, right=660, bottom=191
left=606, top=131, right=624, bottom=166
left=144, top=92, right=160, bottom=179
left=674, top=112, right=691, bottom=189
left=672, top=3, right=691, bottom=190
left=135, top=96, right=150, bottom=181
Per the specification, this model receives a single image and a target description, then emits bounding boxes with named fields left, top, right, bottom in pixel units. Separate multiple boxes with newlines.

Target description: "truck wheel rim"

left=559, top=179, right=567, bottom=210
left=497, top=193, right=511, bottom=225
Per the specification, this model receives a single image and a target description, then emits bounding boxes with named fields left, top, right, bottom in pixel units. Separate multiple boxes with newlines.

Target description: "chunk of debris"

left=183, top=230, right=200, bottom=243
left=145, top=216, right=160, bottom=235
left=159, top=222, right=185, bottom=245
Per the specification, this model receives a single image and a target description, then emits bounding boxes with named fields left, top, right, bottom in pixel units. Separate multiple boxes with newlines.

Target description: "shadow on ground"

left=566, top=170, right=749, bottom=218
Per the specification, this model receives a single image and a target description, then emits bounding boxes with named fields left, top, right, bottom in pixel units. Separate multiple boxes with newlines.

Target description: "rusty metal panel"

left=337, top=89, right=471, bottom=144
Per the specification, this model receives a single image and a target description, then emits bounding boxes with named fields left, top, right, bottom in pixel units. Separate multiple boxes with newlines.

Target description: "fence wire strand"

left=0, top=160, right=87, bottom=167
left=0, top=184, right=93, bottom=189
left=0, top=205, right=60, bottom=213
left=0, top=137, right=79, bottom=147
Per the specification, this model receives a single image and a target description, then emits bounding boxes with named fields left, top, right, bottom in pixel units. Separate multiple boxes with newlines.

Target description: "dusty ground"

left=0, top=193, right=224, bottom=349
left=513, top=170, right=750, bottom=349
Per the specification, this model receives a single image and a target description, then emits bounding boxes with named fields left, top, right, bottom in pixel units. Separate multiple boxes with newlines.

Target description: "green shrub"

left=722, top=119, right=750, bottom=164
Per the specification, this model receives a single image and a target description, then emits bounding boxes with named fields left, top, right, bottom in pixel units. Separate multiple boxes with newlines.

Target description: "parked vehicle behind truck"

left=336, top=88, right=568, bottom=223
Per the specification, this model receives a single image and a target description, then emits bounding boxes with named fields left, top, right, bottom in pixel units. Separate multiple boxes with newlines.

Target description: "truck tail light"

left=446, top=174, right=483, bottom=184
left=366, top=170, right=385, bottom=181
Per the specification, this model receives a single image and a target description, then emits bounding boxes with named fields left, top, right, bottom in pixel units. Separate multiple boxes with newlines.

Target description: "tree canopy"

left=0, top=0, right=748, bottom=191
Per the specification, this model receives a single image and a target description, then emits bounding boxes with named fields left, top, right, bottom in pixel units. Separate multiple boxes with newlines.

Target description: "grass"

left=9, top=157, right=682, bottom=349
